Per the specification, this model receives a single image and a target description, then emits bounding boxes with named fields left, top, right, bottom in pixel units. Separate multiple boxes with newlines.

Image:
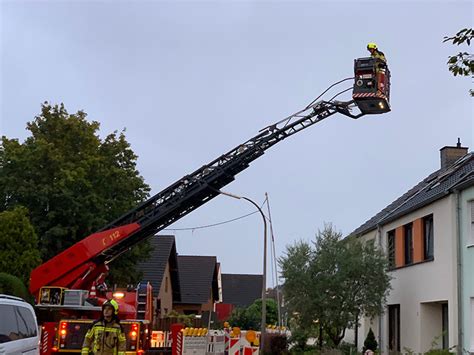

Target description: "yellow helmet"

left=102, top=299, right=119, bottom=315
left=367, top=42, right=377, bottom=50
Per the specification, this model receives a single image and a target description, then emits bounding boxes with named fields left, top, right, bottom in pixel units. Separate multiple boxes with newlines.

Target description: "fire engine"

left=29, top=56, right=391, bottom=354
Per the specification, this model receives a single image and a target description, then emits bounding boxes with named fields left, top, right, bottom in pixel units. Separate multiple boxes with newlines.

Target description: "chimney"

left=440, top=138, right=468, bottom=170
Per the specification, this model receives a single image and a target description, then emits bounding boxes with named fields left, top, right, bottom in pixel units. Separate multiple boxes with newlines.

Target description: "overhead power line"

left=163, top=198, right=268, bottom=231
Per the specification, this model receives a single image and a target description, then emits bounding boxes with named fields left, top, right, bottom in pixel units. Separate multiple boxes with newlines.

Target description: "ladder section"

left=136, top=283, right=148, bottom=320
left=97, top=100, right=360, bottom=263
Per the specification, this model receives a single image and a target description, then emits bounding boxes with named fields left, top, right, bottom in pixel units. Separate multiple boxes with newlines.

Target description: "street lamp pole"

left=218, top=190, right=267, bottom=351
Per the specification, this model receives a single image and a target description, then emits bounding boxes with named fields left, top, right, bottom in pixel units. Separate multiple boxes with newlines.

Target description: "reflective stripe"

left=91, top=326, right=121, bottom=332
left=84, top=330, right=93, bottom=339
left=82, top=320, right=125, bottom=354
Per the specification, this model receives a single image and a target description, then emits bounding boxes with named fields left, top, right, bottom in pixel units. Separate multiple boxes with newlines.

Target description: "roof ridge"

left=351, top=152, right=474, bottom=236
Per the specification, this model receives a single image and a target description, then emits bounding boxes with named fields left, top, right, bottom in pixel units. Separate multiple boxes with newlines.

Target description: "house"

left=349, top=143, right=474, bottom=353
left=216, top=273, right=263, bottom=321
left=173, top=255, right=221, bottom=315
left=222, top=274, right=263, bottom=308
left=137, top=235, right=180, bottom=323
left=458, top=174, right=474, bottom=352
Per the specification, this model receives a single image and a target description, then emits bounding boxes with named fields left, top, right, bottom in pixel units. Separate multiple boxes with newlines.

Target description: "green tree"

left=279, top=224, right=391, bottom=347
left=228, top=307, right=258, bottom=330
left=342, top=236, right=391, bottom=349
left=443, top=28, right=473, bottom=96
left=247, top=298, right=278, bottom=326
left=278, top=240, right=317, bottom=331
left=0, top=102, right=151, bottom=285
left=228, top=299, right=278, bottom=330
left=0, top=273, right=30, bottom=301
left=0, top=207, right=41, bottom=285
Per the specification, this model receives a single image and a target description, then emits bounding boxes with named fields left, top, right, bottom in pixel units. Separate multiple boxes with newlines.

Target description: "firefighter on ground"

left=81, top=299, right=126, bottom=355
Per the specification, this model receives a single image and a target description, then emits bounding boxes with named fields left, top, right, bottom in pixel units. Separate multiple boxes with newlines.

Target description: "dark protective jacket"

left=371, top=49, right=387, bottom=63
left=81, top=319, right=126, bottom=355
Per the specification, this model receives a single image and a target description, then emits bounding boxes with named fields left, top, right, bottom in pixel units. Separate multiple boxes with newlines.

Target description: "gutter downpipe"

left=455, top=190, right=463, bottom=355
left=376, top=224, right=384, bottom=354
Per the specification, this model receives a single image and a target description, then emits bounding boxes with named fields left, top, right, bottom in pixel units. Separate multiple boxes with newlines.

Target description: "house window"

left=442, top=303, right=449, bottom=349
left=165, top=277, right=169, bottom=293
left=388, top=304, right=400, bottom=351
left=423, top=214, right=434, bottom=260
left=404, top=223, right=413, bottom=265
left=387, top=229, right=396, bottom=268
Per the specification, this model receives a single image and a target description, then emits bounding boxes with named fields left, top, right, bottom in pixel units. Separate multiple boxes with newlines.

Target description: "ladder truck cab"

left=352, top=57, right=391, bottom=114
left=35, top=282, right=153, bottom=353
left=30, top=55, right=392, bottom=355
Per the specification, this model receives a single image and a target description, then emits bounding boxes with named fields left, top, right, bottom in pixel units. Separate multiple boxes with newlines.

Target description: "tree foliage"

left=227, top=298, right=278, bottom=330
left=0, top=207, right=41, bottom=285
left=279, top=224, right=391, bottom=347
left=0, top=273, right=31, bottom=301
left=0, top=102, right=151, bottom=285
left=443, top=28, right=473, bottom=95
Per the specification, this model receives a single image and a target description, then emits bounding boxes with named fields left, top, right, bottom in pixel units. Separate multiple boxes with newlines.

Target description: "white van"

left=0, top=294, right=40, bottom=355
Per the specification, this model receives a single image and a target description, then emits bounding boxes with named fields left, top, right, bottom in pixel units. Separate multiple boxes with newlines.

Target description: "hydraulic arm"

left=97, top=100, right=363, bottom=258
left=30, top=96, right=371, bottom=297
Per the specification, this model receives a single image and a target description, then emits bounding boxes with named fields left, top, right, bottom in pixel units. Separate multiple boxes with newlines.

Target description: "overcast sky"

left=1, top=0, right=473, bottom=285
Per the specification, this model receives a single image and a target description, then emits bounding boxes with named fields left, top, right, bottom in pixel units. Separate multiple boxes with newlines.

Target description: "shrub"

left=0, top=272, right=30, bottom=301
left=363, top=328, right=378, bottom=352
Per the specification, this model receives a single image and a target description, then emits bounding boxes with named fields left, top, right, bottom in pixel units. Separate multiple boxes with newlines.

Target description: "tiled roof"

left=221, top=274, right=262, bottom=308
left=176, top=256, right=218, bottom=305
left=352, top=153, right=474, bottom=236
left=137, top=235, right=180, bottom=301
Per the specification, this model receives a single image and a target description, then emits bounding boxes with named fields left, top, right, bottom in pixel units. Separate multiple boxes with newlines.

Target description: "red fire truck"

left=29, top=56, right=391, bottom=354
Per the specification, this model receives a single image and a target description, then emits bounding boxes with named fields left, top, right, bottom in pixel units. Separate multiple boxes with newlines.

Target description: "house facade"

left=349, top=144, right=473, bottom=353
left=173, top=255, right=221, bottom=315
left=137, top=235, right=180, bottom=324
left=216, top=273, right=263, bottom=321
left=459, top=185, right=474, bottom=352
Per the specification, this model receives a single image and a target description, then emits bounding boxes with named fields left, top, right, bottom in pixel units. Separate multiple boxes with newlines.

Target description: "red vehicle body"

left=29, top=224, right=155, bottom=354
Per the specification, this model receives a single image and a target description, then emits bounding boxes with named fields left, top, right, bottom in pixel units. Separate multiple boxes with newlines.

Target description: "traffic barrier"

left=242, top=346, right=259, bottom=355
left=168, top=330, right=173, bottom=348
left=227, top=337, right=242, bottom=355
left=170, top=327, right=210, bottom=355
left=206, top=330, right=225, bottom=354
left=151, top=330, right=172, bottom=347
left=240, top=330, right=259, bottom=348
left=223, top=328, right=230, bottom=352
left=183, top=335, right=206, bottom=354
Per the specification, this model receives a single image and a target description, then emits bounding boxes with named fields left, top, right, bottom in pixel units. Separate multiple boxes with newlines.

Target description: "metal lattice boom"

left=98, top=99, right=363, bottom=263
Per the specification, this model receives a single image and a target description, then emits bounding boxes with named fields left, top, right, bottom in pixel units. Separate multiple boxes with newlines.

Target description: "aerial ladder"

left=29, top=56, right=390, bottom=354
